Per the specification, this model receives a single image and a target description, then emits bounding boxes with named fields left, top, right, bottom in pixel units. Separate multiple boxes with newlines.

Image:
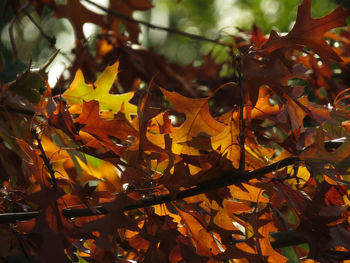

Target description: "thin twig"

left=0, top=211, right=39, bottom=223
left=31, top=129, right=57, bottom=189
left=1, top=139, right=345, bottom=222
left=0, top=106, right=35, bottom=115
left=9, top=17, right=18, bottom=59
left=237, top=55, right=245, bottom=172
left=23, top=10, right=56, bottom=48
left=81, top=0, right=230, bottom=47
left=8, top=2, right=32, bottom=59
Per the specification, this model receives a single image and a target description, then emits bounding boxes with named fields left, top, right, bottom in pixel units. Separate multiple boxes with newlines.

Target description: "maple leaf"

left=63, top=61, right=137, bottom=120
left=261, top=0, right=350, bottom=61
left=160, top=88, right=226, bottom=155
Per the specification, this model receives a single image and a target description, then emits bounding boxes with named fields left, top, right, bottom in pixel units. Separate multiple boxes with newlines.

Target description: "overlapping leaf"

left=160, top=88, right=226, bottom=155
left=63, top=61, right=137, bottom=120
left=261, top=0, right=350, bottom=61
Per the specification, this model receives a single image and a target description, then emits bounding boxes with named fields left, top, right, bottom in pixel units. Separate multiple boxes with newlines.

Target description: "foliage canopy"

left=1, top=0, right=350, bottom=262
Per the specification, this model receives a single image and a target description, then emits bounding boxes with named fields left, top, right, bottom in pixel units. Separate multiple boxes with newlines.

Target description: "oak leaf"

left=63, top=61, right=137, bottom=120
left=74, top=100, right=137, bottom=141
left=161, top=88, right=226, bottom=155
left=79, top=193, right=139, bottom=249
left=261, top=0, right=350, bottom=61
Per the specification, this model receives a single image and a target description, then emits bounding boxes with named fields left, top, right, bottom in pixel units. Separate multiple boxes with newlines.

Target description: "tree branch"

left=0, top=211, right=39, bottom=224
left=122, top=156, right=300, bottom=211
left=23, top=9, right=56, bottom=48
left=81, top=0, right=230, bottom=47
left=270, top=230, right=307, bottom=249
left=1, top=156, right=299, bottom=223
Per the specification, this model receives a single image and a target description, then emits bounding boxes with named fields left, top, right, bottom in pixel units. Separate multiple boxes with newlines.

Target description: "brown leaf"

left=108, top=0, right=153, bottom=43
left=79, top=193, right=139, bottom=249
left=55, top=0, right=105, bottom=40
left=261, top=0, right=350, bottom=61
left=74, top=100, right=138, bottom=141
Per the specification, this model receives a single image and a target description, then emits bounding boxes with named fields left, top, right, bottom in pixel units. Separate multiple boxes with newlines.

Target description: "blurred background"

left=0, top=0, right=348, bottom=88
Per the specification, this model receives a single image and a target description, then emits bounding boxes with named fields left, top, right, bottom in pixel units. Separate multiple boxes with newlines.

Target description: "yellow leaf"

left=63, top=61, right=137, bottom=119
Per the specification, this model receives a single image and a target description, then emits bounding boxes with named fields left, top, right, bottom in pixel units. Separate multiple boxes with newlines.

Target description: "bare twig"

left=0, top=106, right=35, bottom=115
left=31, top=129, right=57, bottom=189
left=270, top=230, right=307, bottom=249
left=1, top=138, right=345, bottom=221
left=23, top=10, right=56, bottom=48
left=81, top=0, right=230, bottom=47
left=237, top=55, right=245, bottom=172
left=0, top=211, right=39, bottom=223
left=9, top=17, right=18, bottom=59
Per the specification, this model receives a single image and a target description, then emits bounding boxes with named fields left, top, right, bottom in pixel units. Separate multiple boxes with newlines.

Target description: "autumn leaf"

left=63, top=61, right=137, bottom=120
left=74, top=100, right=137, bottom=141
left=79, top=193, right=139, bottom=249
left=176, top=208, right=221, bottom=257
left=261, top=0, right=350, bottom=61
left=49, top=100, right=79, bottom=140
left=211, top=111, right=273, bottom=169
left=243, top=55, right=307, bottom=106
left=108, top=0, right=153, bottom=43
left=55, top=0, right=105, bottom=40
left=161, top=88, right=226, bottom=155
left=300, top=128, right=350, bottom=166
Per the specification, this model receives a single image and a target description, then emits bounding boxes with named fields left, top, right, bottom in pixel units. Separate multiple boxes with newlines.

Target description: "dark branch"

left=1, top=156, right=299, bottom=223
left=0, top=106, right=35, bottom=115
left=0, top=211, right=39, bottom=224
left=270, top=230, right=307, bottom=249
left=31, top=129, right=57, bottom=189
left=237, top=55, right=245, bottom=172
left=123, top=156, right=300, bottom=211
left=81, top=0, right=230, bottom=47
left=0, top=138, right=346, bottom=222
left=23, top=10, right=56, bottom=48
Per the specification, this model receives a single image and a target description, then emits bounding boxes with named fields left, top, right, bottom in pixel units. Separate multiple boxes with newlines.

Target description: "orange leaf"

left=74, top=100, right=138, bottom=141
left=176, top=208, right=221, bottom=257
left=161, top=88, right=226, bottom=155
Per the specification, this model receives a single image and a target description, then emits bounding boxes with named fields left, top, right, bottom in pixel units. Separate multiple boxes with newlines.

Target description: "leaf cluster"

left=1, top=0, right=350, bottom=262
